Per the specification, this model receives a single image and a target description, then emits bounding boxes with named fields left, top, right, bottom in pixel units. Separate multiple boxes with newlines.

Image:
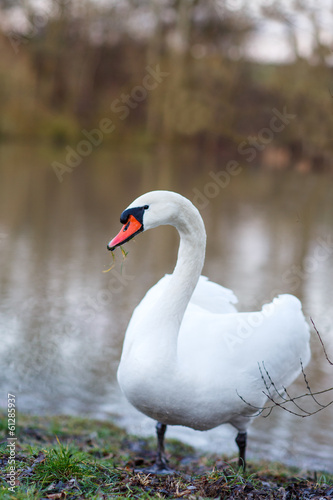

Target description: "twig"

left=237, top=320, right=333, bottom=417
left=257, top=363, right=272, bottom=397
left=263, top=392, right=333, bottom=418
left=310, top=317, right=333, bottom=365
left=300, top=359, right=327, bottom=408
left=237, top=361, right=333, bottom=418
left=282, top=383, right=312, bottom=415
left=236, top=390, right=273, bottom=418
left=262, top=361, right=288, bottom=402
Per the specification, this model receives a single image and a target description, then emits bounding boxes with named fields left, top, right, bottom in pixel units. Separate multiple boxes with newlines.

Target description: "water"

left=0, top=144, right=333, bottom=472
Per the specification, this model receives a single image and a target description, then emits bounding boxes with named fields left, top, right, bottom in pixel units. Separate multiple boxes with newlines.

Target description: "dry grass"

left=0, top=414, right=332, bottom=499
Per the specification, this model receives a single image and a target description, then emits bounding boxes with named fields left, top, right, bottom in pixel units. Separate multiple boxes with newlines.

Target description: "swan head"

left=107, top=190, right=203, bottom=251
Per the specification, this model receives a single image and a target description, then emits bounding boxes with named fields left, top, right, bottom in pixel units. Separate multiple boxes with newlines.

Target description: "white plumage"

left=108, top=190, right=311, bottom=469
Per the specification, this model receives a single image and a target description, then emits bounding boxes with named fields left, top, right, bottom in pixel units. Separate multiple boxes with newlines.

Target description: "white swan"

left=107, top=190, right=311, bottom=471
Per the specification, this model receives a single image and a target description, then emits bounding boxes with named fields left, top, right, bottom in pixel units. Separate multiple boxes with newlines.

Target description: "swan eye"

left=144, top=205, right=149, bottom=210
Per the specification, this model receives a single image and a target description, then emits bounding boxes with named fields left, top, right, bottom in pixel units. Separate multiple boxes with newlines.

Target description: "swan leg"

left=135, top=422, right=173, bottom=474
left=235, top=431, right=247, bottom=470
left=156, top=422, right=168, bottom=470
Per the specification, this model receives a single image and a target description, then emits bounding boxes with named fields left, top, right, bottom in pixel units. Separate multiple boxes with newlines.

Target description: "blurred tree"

left=261, top=0, right=333, bottom=64
left=0, top=0, right=20, bottom=7
left=0, top=0, right=332, bottom=167
left=258, top=0, right=333, bottom=165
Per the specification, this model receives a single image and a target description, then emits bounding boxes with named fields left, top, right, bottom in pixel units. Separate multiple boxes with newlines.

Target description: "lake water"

left=0, top=144, right=332, bottom=472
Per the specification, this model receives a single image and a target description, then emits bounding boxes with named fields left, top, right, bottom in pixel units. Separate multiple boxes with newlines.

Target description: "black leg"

left=135, top=421, right=173, bottom=474
left=235, top=431, right=247, bottom=471
left=156, top=422, right=168, bottom=470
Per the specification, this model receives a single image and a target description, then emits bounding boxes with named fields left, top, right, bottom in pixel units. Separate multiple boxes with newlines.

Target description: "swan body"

left=108, top=191, right=311, bottom=466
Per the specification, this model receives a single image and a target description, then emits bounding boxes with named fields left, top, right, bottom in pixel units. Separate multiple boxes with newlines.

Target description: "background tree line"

left=0, top=0, right=332, bottom=170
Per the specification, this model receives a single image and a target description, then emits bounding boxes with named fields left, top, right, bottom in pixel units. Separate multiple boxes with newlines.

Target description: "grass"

left=0, top=413, right=332, bottom=499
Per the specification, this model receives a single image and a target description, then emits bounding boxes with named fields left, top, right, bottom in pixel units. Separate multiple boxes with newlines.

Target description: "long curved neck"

left=158, top=203, right=206, bottom=328
left=120, top=198, right=206, bottom=373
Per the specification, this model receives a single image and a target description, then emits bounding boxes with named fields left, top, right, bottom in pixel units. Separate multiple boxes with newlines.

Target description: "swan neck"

left=164, top=208, right=206, bottom=323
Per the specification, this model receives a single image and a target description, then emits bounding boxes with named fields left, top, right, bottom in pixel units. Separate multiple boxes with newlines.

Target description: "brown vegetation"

left=0, top=1, right=332, bottom=169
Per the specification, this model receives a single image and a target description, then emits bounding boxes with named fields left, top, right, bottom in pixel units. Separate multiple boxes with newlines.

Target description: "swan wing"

left=190, top=275, right=238, bottom=313
left=179, top=294, right=311, bottom=399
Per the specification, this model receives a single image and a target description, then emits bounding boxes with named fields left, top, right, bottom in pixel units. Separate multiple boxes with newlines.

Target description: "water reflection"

left=0, top=144, right=332, bottom=471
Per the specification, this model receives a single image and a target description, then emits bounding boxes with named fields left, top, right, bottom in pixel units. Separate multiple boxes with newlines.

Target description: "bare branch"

left=237, top=319, right=333, bottom=417
left=263, top=391, right=333, bottom=418
left=262, top=361, right=288, bottom=402
left=300, top=359, right=327, bottom=408
left=282, top=383, right=312, bottom=416
left=236, top=390, right=273, bottom=418
left=238, top=359, right=333, bottom=419
left=311, top=317, right=333, bottom=365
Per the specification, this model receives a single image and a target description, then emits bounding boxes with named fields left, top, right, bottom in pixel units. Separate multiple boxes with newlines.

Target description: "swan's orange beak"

left=107, top=215, right=143, bottom=251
